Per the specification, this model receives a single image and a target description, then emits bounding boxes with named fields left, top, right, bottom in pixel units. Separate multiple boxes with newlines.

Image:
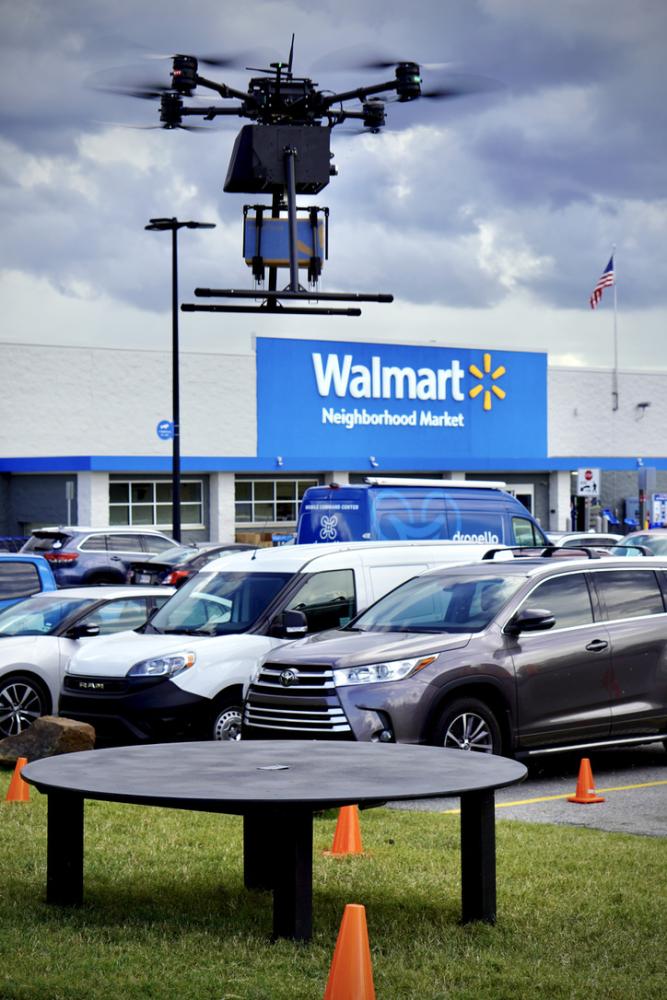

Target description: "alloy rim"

left=0, top=682, right=42, bottom=737
left=443, top=712, right=494, bottom=753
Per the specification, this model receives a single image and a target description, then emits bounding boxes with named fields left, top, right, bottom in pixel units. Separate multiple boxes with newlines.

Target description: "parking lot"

left=391, top=742, right=667, bottom=837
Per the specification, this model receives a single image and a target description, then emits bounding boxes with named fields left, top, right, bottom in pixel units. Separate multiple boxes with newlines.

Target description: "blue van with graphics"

left=296, top=478, right=547, bottom=546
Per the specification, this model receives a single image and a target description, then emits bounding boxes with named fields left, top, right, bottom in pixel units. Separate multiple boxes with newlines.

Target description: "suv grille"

left=244, top=662, right=352, bottom=735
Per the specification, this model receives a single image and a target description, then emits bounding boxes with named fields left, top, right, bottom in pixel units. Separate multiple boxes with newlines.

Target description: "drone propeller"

left=93, top=81, right=170, bottom=101
left=95, top=120, right=221, bottom=132
left=142, top=51, right=253, bottom=70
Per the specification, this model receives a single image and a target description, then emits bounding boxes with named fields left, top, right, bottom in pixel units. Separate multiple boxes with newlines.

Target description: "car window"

left=0, top=597, right=95, bottom=636
left=22, top=532, right=71, bottom=552
left=512, top=517, right=540, bottom=545
left=79, top=534, right=109, bottom=552
left=520, top=573, right=593, bottom=629
left=613, top=535, right=667, bottom=556
left=561, top=536, right=606, bottom=548
left=286, top=570, right=356, bottom=632
left=106, top=534, right=145, bottom=553
left=151, top=571, right=293, bottom=635
left=351, top=573, right=524, bottom=634
left=142, top=535, right=175, bottom=554
left=81, top=597, right=154, bottom=634
left=0, top=562, right=42, bottom=599
left=594, top=570, right=665, bottom=620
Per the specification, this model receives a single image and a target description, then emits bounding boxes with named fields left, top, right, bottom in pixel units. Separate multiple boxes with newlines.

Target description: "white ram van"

left=60, top=540, right=509, bottom=743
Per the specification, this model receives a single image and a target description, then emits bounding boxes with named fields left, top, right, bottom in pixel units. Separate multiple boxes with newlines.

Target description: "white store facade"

left=1, top=336, right=666, bottom=543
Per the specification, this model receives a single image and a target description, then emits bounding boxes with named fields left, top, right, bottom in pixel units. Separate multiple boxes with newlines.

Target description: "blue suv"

left=21, top=527, right=175, bottom=587
left=0, top=553, right=58, bottom=610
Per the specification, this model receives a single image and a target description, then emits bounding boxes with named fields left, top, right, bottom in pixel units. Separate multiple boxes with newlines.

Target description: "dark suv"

left=21, top=527, right=175, bottom=587
left=243, top=556, right=667, bottom=759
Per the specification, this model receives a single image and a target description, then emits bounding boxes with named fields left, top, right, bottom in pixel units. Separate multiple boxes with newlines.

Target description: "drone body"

left=103, top=40, right=488, bottom=313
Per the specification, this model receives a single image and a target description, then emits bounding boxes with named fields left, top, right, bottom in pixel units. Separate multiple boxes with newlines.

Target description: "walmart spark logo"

left=468, top=353, right=507, bottom=411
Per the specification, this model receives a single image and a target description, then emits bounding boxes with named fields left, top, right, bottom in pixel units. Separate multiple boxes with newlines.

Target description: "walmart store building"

left=1, top=336, right=666, bottom=541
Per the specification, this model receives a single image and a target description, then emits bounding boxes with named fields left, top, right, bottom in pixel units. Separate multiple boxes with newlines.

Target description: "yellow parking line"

left=439, top=778, right=667, bottom=814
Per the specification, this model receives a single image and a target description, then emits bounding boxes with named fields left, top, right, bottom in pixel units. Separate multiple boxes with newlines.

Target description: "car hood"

left=66, top=629, right=256, bottom=678
left=267, top=629, right=471, bottom=669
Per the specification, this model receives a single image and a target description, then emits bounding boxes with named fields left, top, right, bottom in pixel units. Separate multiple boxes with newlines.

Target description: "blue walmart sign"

left=257, top=338, right=547, bottom=463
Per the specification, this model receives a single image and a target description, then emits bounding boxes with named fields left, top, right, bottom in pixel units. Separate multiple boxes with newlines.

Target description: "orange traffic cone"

left=324, top=904, right=376, bottom=1000
left=326, top=805, right=363, bottom=856
left=567, top=757, right=605, bottom=804
left=5, top=757, right=30, bottom=803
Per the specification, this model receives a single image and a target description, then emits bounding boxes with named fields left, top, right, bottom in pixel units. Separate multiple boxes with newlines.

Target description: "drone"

left=103, top=38, right=490, bottom=316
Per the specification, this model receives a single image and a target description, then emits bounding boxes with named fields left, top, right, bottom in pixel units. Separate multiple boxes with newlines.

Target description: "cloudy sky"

left=2, top=0, right=666, bottom=369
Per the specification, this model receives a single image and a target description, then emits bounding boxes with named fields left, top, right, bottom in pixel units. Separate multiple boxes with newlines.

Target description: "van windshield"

left=348, top=572, right=525, bottom=634
left=149, top=571, right=293, bottom=636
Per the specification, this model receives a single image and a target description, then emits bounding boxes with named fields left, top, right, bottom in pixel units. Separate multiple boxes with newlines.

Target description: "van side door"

left=509, top=571, right=612, bottom=749
left=592, top=567, right=667, bottom=737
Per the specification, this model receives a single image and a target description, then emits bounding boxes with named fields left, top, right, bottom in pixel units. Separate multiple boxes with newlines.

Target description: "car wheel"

left=0, top=674, right=51, bottom=738
left=211, top=700, right=243, bottom=742
left=432, top=697, right=502, bottom=755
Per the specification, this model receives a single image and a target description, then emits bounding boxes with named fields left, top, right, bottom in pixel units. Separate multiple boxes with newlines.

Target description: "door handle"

left=585, top=639, right=608, bottom=652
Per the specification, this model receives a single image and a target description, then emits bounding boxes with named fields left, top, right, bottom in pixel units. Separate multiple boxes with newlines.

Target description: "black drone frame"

left=154, top=46, right=425, bottom=315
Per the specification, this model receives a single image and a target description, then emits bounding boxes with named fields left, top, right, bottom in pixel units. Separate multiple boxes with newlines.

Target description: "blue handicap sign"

left=156, top=420, right=174, bottom=440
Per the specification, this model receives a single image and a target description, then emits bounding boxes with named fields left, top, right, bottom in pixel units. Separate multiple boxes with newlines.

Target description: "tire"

left=0, top=674, right=51, bottom=738
left=432, top=697, right=502, bottom=755
left=210, top=699, right=243, bottom=742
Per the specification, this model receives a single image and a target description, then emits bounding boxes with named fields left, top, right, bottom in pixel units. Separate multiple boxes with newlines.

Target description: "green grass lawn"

left=1, top=768, right=665, bottom=1000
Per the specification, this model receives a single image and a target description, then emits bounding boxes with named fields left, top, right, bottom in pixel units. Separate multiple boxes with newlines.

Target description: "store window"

left=234, top=478, right=319, bottom=525
left=109, top=480, right=204, bottom=528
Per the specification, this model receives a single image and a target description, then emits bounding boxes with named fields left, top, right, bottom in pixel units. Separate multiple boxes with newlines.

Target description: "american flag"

left=589, top=255, right=615, bottom=309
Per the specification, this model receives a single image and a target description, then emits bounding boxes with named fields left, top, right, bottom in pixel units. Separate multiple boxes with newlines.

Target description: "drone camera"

left=395, top=62, right=422, bottom=101
left=171, top=54, right=199, bottom=96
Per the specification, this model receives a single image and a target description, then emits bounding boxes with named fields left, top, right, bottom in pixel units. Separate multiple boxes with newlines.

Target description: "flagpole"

left=612, top=243, right=618, bottom=411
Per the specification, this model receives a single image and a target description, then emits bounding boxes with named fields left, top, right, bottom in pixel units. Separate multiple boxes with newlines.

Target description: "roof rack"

left=482, top=545, right=607, bottom=561
left=364, top=477, right=507, bottom=489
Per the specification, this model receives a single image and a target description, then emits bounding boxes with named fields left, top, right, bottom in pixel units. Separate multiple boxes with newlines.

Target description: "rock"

left=0, top=716, right=95, bottom=765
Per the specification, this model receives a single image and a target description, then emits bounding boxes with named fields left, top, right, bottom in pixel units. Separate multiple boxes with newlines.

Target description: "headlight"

left=127, top=651, right=196, bottom=678
left=333, top=655, right=436, bottom=687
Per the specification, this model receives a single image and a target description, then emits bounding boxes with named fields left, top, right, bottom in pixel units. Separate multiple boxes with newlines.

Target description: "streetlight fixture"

left=146, top=217, right=216, bottom=542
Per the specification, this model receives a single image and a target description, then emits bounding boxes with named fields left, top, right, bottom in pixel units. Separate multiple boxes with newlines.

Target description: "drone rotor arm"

left=195, top=74, right=261, bottom=108
left=321, top=79, right=398, bottom=108
left=179, top=104, right=246, bottom=120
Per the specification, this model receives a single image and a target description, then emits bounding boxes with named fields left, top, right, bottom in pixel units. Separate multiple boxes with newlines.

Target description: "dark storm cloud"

left=1, top=0, right=666, bottom=318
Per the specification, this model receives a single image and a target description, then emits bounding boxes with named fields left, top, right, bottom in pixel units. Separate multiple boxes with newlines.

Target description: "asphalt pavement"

left=389, top=743, right=667, bottom=837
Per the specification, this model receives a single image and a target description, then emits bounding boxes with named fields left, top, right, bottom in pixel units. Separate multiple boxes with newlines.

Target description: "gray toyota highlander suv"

left=243, top=556, right=667, bottom=758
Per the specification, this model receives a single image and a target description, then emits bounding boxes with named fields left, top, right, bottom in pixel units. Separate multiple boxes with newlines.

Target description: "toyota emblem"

left=279, top=668, right=299, bottom=687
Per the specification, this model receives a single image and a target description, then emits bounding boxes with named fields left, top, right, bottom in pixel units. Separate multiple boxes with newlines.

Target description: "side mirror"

left=65, top=623, right=101, bottom=640
left=269, top=608, right=308, bottom=639
left=505, top=607, right=555, bottom=635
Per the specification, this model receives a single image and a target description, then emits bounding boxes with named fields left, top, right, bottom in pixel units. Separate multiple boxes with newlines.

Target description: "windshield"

left=611, top=535, right=667, bottom=556
left=349, top=572, right=525, bottom=634
left=149, top=570, right=293, bottom=635
left=0, top=596, right=96, bottom=636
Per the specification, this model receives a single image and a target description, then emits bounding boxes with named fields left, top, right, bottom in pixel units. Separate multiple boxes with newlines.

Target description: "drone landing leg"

left=284, top=146, right=300, bottom=291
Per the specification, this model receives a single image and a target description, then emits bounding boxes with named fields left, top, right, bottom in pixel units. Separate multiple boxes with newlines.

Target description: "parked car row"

left=3, top=517, right=666, bottom=763
left=59, top=540, right=509, bottom=744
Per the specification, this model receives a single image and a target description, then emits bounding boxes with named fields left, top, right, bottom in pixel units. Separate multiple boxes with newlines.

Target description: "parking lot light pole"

left=145, top=217, right=216, bottom=542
